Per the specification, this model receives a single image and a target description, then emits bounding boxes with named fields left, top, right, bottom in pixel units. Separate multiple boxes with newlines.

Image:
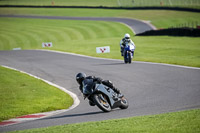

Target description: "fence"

left=1, top=0, right=200, bottom=8
left=118, top=0, right=200, bottom=8
left=169, top=21, right=200, bottom=29
left=136, top=21, right=200, bottom=37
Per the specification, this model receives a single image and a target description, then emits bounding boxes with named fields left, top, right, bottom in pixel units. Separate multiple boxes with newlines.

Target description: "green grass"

left=119, top=10, right=200, bottom=29
left=133, top=36, right=200, bottom=67
left=0, top=0, right=200, bottom=9
left=0, top=17, right=200, bottom=67
left=0, top=66, right=73, bottom=122
left=118, top=0, right=200, bottom=8
left=0, top=17, right=132, bottom=50
left=1, top=8, right=200, bottom=29
left=0, top=0, right=119, bottom=6
left=0, top=6, right=199, bottom=132
left=0, top=8, right=123, bottom=17
left=9, top=109, right=200, bottom=133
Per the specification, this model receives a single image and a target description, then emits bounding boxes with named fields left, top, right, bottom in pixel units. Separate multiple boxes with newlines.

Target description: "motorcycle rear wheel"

left=93, top=94, right=111, bottom=112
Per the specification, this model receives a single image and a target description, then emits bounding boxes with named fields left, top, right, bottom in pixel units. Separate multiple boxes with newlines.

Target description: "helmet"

left=76, top=73, right=86, bottom=84
left=124, top=33, right=130, bottom=39
left=124, top=33, right=130, bottom=42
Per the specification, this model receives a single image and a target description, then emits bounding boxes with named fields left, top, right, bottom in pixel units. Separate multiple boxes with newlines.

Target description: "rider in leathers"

left=120, top=33, right=135, bottom=56
left=76, top=73, right=121, bottom=106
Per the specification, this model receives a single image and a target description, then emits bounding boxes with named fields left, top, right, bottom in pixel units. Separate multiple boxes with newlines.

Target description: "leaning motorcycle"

left=82, top=79, right=128, bottom=112
left=123, top=42, right=135, bottom=64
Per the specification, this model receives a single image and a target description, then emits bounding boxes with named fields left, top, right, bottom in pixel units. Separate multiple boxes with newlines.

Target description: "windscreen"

left=82, top=79, right=94, bottom=95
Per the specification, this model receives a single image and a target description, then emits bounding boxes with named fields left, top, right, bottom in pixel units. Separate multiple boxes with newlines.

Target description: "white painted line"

left=134, top=61, right=200, bottom=70
left=1, top=65, right=80, bottom=126
left=37, top=49, right=200, bottom=70
left=141, top=20, right=157, bottom=30
left=118, top=21, right=136, bottom=34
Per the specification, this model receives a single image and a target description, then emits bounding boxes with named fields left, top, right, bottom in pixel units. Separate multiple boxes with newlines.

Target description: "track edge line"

left=0, top=65, right=80, bottom=127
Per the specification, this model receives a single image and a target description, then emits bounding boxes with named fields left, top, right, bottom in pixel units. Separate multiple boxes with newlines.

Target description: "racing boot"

left=89, top=101, right=95, bottom=106
left=121, top=50, right=124, bottom=56
left=113, top=87, right=124, bottom=98
left=113, top=87, right=121, bottom=94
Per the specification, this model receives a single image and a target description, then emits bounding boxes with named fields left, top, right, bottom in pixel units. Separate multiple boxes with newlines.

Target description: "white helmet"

left=124, top=33, right=130, bottom=42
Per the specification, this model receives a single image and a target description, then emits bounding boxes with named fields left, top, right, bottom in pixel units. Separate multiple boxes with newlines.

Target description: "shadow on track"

left=44, top=111, right=104, bottom=120
left=93, top=62, right=124, bottom=66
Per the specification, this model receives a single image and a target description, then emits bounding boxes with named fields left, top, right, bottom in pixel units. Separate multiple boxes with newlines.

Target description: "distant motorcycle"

left=123, top=42, right=135, bottom=64
left=82, top=79, right=128, bottom=112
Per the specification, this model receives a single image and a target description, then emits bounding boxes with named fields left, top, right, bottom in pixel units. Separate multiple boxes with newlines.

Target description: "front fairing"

left=94, top=84, right=109, bottom=95
left=82, top=79, right=94, bottom=95
left=124, top=43, right=135, bottom=51
left=94, top=84, right=121, bottom=108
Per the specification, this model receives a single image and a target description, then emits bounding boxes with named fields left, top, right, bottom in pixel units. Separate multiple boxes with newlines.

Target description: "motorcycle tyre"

left=124, top=51, right=128, bottom=64
left=128, top=53, right=132, bottom=64
left=124, top=60, right=128, bottom=64
left=93, top=94, right=111, bottom=112
left=119, top=97, right=129, bottom=109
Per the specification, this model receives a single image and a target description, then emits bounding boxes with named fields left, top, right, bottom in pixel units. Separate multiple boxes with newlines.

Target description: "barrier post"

left=51, top=0, right=54, bottom=6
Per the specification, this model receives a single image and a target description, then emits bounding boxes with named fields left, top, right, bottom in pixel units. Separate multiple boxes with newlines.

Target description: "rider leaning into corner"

left=120, top=33, right=136, bottom=56
left=76, top=73, right=121, bottom=106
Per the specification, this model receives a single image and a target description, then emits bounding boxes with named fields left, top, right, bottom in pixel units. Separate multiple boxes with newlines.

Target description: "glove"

left=96, top=77, right=102, bottom=83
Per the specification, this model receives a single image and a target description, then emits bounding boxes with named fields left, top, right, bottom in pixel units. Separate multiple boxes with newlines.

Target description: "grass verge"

left=0, top=66, right=73, bottom=122
left=0, top=0, right=199, bottom=9
left=0, top=17, right=199, bottom=67
left=0, top=8, right=200, bottom=29
left=9, top=109, right=200, bottom=133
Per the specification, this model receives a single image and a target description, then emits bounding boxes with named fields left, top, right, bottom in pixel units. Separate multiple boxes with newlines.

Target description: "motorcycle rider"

left=120, top=33, right=135, bottom=56
left=76, top=73, right=121, bottom=105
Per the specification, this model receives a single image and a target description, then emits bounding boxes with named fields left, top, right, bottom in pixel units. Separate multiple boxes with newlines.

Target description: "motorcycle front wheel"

left=128, top=52, right=132, bottom=64
left=93, top=93, right=111, bottom=112
left=119, top=97, right=129, bottom=109
left=124, top=51, right=128, bottom=64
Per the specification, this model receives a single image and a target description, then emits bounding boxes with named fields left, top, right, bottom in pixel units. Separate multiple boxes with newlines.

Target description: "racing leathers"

left=120, top=38, right=135, bottom=56
left=78, top=76, right=121, bottom=95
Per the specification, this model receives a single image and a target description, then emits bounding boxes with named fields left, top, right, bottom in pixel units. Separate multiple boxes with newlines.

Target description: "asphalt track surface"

left=0, top=14, right=156, bottom=34
left=0, top=15, right=200, bottom=132
left=0, top=50, right=200, bottom=132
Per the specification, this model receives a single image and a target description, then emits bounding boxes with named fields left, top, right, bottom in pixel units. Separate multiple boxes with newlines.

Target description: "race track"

left=0, top=15, right=156, bottom=34
left=0, top=15, right=200, bottom=132
left=0, top=50, right=200, bottom=132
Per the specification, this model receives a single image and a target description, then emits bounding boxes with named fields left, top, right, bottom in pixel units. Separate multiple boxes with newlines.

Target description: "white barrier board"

left=42, top=42, right=53, bottom=47
left=96, top=46, right=110, bottom=53
left=13, top=47, right=21, bottom=50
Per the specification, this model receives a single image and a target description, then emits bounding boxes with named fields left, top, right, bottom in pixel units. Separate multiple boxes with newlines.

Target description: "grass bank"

left=0, top=0, right=118, bottom=6
left=0, top=8, right=200, bottom=29
left=0, top=0, right=200, bottom=9
left=9, top=109, right=200, bottom=133
left=0, top=66, right=73, bottom=122
left=0, top=17, right=199, bottom=67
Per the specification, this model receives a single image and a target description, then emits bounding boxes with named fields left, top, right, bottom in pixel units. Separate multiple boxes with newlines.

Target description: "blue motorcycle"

left=123, top=42, right=135, bottom=64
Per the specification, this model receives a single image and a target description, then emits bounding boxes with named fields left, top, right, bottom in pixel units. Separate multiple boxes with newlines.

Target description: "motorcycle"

left=123, top=42, right=135, bottom=64
left=82, top=79, right=129, bottom=112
